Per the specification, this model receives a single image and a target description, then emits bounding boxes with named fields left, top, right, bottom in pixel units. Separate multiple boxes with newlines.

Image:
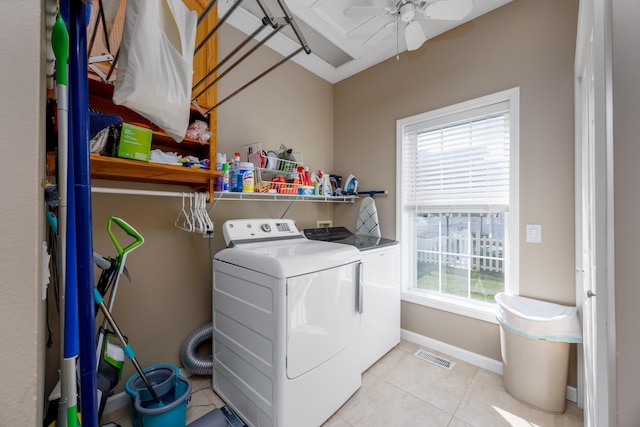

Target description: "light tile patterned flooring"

left=102, top=340, right=584, bottom=427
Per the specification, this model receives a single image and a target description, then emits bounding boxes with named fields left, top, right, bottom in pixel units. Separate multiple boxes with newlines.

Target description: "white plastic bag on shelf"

left=113, top=0, right=197, bottom=142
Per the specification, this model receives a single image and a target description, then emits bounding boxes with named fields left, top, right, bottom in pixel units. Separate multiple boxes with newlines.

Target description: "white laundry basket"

left=495, top=293, right=582, bottom=414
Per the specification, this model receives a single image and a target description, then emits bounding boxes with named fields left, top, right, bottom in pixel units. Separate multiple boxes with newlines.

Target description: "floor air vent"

left=413, top=349, right=456, bottom=370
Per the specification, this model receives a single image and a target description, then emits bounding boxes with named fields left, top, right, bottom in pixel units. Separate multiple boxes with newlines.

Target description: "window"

left=396, top=88, right=519, bottom=321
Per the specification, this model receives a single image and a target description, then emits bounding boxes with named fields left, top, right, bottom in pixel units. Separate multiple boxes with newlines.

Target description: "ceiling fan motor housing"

left=399, top=3, right=416, bottom=22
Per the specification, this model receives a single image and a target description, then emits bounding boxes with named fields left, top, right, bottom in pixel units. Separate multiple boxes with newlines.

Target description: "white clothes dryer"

left=304, top=227, right=401, bottom=372
left=212, top=219, right=363, bottom=427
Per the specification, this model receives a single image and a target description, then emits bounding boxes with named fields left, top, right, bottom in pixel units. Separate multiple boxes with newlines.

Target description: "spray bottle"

left=222, top=163, right=230, bottom=192
left=230, top=152, right=241, bottom=192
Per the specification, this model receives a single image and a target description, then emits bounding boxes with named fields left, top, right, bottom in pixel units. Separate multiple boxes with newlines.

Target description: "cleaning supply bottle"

left=216, top=153, right=226, bottom=172
left=222, top=163, right=230, bottom=192
left=230, top=152, right=241, bottom=192
left=322, top=175, right=332, bottom=196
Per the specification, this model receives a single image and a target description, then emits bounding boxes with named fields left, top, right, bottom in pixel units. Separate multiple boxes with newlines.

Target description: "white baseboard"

left=103, top=391, right=129, bottom=415
left=401, top=329, right=504, bottom=374
left=401, top=328, right=578, bottom=403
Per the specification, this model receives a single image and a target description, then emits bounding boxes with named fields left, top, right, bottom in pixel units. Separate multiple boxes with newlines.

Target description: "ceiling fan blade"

left=424, top=0, right=473, bottom=21
left=344, top=6, right=388, bottom=17
left=405, top=20, right=427, bottom=51
left=363, top=22, right=396, bottom=46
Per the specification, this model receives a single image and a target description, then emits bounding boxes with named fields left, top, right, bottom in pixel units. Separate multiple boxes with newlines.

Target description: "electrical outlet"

left=317, top=220, right=333, bottom=228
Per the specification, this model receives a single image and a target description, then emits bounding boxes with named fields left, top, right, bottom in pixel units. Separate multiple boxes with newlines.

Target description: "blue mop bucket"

left=124, top=364, right=192, bottom=427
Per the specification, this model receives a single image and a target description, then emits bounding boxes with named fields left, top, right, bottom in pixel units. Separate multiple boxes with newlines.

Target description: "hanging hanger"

left=175, top=193, right=194, bottom=232
left=200, top=193, right=214, bottom=233
left=190, top=193, right=205, bottom=233
left=194, top=193, right=207, bottom=233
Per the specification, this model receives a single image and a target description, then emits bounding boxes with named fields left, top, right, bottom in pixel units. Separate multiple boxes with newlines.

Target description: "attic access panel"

left=236, top=0, right=354, bottom=68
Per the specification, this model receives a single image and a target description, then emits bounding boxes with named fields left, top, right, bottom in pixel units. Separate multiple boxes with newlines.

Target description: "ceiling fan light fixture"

left=405, top=20, right=426, bottom=51
left=400, top=3, right=416, bottom=22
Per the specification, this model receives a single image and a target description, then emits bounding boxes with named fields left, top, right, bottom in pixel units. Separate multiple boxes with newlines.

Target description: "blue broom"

left=68, top=1, right=98, bottom=425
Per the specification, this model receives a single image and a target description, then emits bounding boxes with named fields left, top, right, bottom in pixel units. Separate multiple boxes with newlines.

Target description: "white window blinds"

left=402, top=101, right=510, bottom=212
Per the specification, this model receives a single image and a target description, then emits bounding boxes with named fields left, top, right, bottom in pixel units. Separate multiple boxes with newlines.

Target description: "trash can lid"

left=495, top=293, right=583, bottom=343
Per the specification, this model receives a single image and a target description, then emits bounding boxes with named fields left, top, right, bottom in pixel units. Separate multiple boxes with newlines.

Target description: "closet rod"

left=91, top=187, right=209, bottom=199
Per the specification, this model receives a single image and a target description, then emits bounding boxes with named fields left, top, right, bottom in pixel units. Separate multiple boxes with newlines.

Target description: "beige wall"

left=334, top=0, right=579, bottom=366
left=12, top=0, right=640, bottom=424
left=0, top=0, right=46, bottom=424
left=612, top=0, right=640, bottom=424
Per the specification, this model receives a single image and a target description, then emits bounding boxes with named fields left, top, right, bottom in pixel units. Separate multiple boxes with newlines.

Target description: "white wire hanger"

left=199, top=192, right=214, bottom=233
left=175, top=192, right=214, bottom=234
left=175, top=193, right=194, bottom=232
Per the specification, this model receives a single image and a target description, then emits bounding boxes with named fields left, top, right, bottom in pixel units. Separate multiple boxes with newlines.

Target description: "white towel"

left=355, top=196, right=381, bottom=237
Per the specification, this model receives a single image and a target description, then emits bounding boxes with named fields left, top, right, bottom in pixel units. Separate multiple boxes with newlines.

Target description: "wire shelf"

left=242, top=142, right=310, bottom=195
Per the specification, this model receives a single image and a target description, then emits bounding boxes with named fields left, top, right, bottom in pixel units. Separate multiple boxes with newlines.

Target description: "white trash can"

left=495, top=293, right=582, bottom=414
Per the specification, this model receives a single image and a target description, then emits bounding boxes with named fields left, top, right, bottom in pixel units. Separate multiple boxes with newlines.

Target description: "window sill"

left=401, top=289, right=499, bottom=324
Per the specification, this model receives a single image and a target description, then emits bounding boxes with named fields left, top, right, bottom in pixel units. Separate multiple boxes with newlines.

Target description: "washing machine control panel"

left=222, top=218, right=302, bottom=247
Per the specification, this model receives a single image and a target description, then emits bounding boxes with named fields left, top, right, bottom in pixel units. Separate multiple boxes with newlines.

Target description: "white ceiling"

left=218, top=0, right=513, bottom=84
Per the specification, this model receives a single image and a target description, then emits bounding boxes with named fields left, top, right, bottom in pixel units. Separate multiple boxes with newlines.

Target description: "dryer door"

left=286, top=261, right=361, bottom=379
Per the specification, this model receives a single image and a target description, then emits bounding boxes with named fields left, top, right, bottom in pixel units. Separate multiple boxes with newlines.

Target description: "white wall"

left=0, top=0, right=47, bottom=424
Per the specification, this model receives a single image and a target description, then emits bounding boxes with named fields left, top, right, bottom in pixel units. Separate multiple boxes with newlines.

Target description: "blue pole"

left=68, top=1, right=98, bottom=425
left=64, top=110, right=80, bottom=427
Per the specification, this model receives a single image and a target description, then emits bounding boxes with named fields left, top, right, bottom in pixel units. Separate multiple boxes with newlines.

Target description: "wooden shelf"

left=90, top=154, right=221, bottom=187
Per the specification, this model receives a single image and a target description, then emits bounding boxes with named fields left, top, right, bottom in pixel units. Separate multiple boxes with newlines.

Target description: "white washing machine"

left=212, top=219, right=363, bottom=427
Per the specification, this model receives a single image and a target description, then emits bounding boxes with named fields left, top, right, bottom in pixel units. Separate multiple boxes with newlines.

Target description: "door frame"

left=574, top=0, right=616, bottom=425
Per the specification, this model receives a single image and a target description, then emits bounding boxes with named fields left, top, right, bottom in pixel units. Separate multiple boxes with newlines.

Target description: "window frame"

left=396, top=88, right=520, bottom=323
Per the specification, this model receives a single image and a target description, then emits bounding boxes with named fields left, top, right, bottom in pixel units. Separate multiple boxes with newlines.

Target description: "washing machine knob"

left=261, top=223, right=272, bottom=233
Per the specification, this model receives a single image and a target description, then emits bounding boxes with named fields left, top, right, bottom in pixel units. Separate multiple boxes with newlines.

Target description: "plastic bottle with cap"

left=221, top=163, right=230, bottom=192
left=230, top=152, right=241, bottom=192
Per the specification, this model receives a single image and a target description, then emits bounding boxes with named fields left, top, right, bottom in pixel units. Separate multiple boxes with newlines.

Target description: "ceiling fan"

left=344, top=0, right=473, bottom=51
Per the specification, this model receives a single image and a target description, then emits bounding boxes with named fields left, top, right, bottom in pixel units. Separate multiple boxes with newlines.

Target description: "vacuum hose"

left=180, top=323, right=213, bottom=375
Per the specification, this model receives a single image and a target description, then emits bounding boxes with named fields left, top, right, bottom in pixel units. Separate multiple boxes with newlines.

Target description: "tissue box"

left=117, top=123, right=152, bottom=162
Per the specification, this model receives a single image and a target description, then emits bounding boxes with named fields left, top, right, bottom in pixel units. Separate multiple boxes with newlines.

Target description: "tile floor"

left=101, top=340, right=584, bottom=427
